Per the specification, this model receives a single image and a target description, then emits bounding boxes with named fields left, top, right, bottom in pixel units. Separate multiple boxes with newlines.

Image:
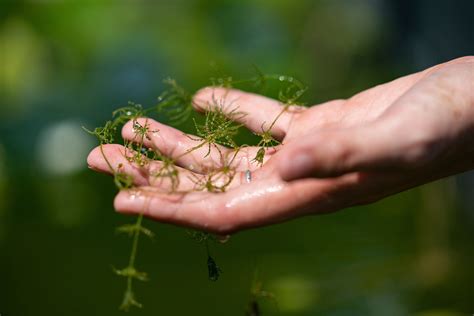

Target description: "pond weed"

left=85, top=68, right=306, bottom=312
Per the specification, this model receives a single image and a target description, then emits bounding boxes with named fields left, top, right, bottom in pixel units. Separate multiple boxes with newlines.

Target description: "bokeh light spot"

left=36, top=120, right=94, bottom=176
left=269, top=275, right=318, bottom=312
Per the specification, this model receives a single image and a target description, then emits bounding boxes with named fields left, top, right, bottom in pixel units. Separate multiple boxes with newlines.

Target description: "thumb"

left=277, top=120, right=432, bottom=181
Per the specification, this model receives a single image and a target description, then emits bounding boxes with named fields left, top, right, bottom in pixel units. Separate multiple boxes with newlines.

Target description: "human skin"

left=87, top=56, right=474, bottom=234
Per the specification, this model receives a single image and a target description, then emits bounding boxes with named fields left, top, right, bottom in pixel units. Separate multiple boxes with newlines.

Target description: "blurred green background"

left=0, top=0, right=473, bottom=315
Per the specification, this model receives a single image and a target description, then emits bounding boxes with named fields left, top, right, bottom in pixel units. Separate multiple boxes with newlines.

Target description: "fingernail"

left=279, top=153, right=313, bottom=181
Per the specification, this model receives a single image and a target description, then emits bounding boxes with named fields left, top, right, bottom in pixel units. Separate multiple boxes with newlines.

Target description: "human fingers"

left=87, top=144, right=203, bottom=191
left=122, top=117, right=272, bottom=172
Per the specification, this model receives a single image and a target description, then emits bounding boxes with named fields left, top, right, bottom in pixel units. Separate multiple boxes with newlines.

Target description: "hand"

left=87, top=56, right=474, bottom=234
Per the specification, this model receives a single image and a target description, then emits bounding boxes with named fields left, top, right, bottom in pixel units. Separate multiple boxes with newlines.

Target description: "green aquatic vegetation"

left=273, top=74, right=307, bottom=105
left=206, top=67, right=307, bottom=166
left=156, top=78, right=194, bottom=125
left=114, top=166, right=134, bottom=190
left=114, top=212, right=151, bottom=311
left=191, top=167, right=236, bottom=193
left=123, top=120, right=155, bottom=168
left=113, top=102, right=145, bottom=125
left=178, top=164, right=237, bottom=280
left=210, top=66, right=307, bottom=105
left=189, top=172, right=227, bottom=193
left=149, top=153, right=181, bottom=192
left=188, top=148, right=239, bottom=193
left=85, top=115, right=155, bottom=311
left=84, top=102, right=146, bottom=144
left=252, top=74, right=307, bottom=165
left=85, top=69, right=305, bottom=311
left=83, top=125, right=133, bottom=190
left=252, top=124, right=281, bottom=166
left=83, top=120, right=116, bottom=145
left=246, top=269, right=276, bottom=316
left=116, top=222, right=155, bottom=239
left=186, top=99, right=244, bottom=157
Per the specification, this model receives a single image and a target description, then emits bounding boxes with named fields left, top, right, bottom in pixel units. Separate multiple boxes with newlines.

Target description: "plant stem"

left=129, top=214, right=143, bottom=268
left=99, top=143, right=115, bottom=173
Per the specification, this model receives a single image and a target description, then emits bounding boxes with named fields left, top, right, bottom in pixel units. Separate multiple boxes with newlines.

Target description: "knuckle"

left=402, top=123, right=440, bottom=167
left=334, top=141, right=353, bottom=163
left=192, top=87, right=214, bottom=109
left=231, top=90, right=253, bottom=105
left=194, top=86, right=214, bottom=98
left=193, top=87, right=230, bottom=109
left=320, top=139, right=354, bottom=173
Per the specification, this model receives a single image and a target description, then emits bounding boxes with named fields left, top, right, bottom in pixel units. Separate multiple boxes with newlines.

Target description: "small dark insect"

left=207, top=255, right=222, bottom=281
left=246, top=300, right=260, bottom=316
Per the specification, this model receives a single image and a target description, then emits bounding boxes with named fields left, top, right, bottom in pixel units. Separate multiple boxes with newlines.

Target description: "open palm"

left=87, top=57, right=474, bottom=233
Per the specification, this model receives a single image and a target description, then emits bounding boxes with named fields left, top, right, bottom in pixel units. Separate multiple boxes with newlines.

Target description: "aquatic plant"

left=246, top=268, right=276, bottom=316
left=85, top=68, right=307, bottom=311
